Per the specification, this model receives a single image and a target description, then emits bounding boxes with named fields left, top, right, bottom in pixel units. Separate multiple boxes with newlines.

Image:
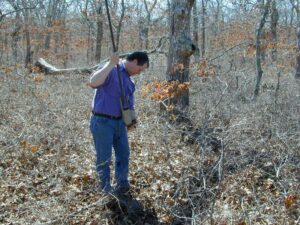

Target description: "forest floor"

left=0, top=58, right=299, bottom=224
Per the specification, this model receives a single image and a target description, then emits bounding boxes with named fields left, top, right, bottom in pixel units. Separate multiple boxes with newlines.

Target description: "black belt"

left=92, top=111, right=122, bottom=120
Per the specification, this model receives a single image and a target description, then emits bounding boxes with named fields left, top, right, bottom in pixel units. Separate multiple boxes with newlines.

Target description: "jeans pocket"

left=91, top=116, right=113, bottom=137
left=97, top=116, right=109, bottom=125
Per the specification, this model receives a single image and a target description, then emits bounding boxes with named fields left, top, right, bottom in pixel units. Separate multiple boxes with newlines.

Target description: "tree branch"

left=0, top=6, right=36, bottom=21
left=34, top=36, right=168, bottom=74
left=207, top=41, right=250, bottom=62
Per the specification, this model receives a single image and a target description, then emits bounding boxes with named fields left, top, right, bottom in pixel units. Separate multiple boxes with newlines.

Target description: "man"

left=89, top=51, right=149, bottom=194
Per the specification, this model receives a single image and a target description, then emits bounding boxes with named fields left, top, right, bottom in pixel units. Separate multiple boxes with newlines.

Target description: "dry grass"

left=0, top=54, right=299, bottom=225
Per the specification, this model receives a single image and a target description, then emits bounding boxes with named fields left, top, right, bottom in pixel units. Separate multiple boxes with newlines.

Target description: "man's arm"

left=89, top=52, right=119, bottom=88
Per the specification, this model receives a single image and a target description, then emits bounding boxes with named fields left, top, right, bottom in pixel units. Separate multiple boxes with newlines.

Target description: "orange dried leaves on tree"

left=142, top=80, right=191, bottom=101
left=152, top=81, right=190, bottom=101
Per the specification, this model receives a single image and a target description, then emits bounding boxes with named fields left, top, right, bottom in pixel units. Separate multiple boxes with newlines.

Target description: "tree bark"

left=212, top=0, right=221, bottom=37
left=95, top=3, right=103, bottom=61
left=201, top=0, right=206, bottom=58
left=141, top=0, right=158, bottom=50
left=115, top=0, right=125, bottom=50
left=44, top=0, right=67, bottom=50
left=270, top=0, right=279, bottom=61
left=193, top=2, right=199, bottom=47
left=24, top=19, right=32, bottom=68
left=166, top=0, right=196, bottom=108
left=287, top=4, right=295, bottom=44
left=10, top=3, right=22, bottom=64
left=254, top=0, right=271, bottom=98
left=296, top=24, right=300, bottom=79
left=21, top=0, right=32, bottom=68
left=44, top=3, right=53, bottom=50
left=290, top=0, right=300, bottom=79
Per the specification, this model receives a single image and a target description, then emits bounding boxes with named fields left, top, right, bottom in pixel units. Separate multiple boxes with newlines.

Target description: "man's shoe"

left=114, top=186, right=130, bottom=195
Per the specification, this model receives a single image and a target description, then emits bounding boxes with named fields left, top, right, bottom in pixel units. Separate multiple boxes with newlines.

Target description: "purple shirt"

left=92, top=63, right=135, bottom=117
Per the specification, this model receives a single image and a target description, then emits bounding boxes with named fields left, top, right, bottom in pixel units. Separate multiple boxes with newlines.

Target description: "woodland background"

left=0, top=0, right=299, bottom=224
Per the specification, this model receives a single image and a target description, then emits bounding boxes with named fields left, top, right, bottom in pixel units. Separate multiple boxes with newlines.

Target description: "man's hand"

left=127, top=120, right=137, bottom=131
left=89, top=51, right=119, bottom=88
left=109, top=52, right=119, bottom=67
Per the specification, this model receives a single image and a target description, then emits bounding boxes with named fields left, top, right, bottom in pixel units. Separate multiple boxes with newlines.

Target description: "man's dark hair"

left=126, top=51, right=149, bottom=67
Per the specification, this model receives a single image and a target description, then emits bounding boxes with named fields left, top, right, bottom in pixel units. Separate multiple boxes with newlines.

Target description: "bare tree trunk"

left=254, top=0, right=271, bottom=98
left=0, top=9, right=3, bottom=22
left=143, top=0, right=158, bottom=50
left=291, top=0, right=300, bottom=79
left=54, top=33, right=59, bottom=54
left=87, top=25, right=91, bottom=63
left=53, top=19, right=66, bottom=55
left=201, top=0, right=206, bottom=58
left=115, top=0, right=125, bottom=50
left=59, top=19, right=68, bottom=68
left=63, top=31, right=71, bottom=68
left=143, top=6, right=150, bottom=50
left=21, top=0, right=33, bottom=68
left=95, top=3, right=103, bottom=61
left=112, top=0, right=118, bottom=12
left=5, top=34, right=9, bottom=62
left=288, top=5, right=295, bottom=43
left=138, top=0, right=160, bottom=50
left=296, top=25, right=300, bottom=79
left=193, top=1, right=199, bottom=46
left=144, top=26, right=149, bottom=50
left=166, top=0, right=196, bottom=108
left=83, top=0, right=90, bottom=62
left=44, top=19, right=52, bottom=49
left=44, top=0, right=67, bottom=50
left=11, top=5, right=22, bottom=64
left=24, top=16, right=32, bottom=68
left=140, top=24, right=149, bottom=50
left=212, top=0, right=221, bottom=37
left=270, top=0, right=279, bottom=61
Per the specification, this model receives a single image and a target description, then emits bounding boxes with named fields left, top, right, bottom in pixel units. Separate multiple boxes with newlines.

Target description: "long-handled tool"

left=104, top=0, right=136, bottom=126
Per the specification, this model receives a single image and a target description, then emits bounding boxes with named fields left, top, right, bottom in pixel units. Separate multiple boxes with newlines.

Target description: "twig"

left=0, top=6, right=36, bottom=21
left=207, top=41, right=249, bottom=62
left=275, top=156, right=288, bottom=178
left=213, top=77, right=229, bottom=109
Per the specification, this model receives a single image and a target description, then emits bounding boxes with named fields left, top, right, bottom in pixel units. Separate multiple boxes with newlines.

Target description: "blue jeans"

left=90, top=115, right=130, bottom=192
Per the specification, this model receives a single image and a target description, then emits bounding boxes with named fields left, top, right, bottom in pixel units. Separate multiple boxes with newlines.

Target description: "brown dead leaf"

left=165, top=196, right=175, bottom=206
left=30, top=145, right=39, bottom=153
left=162, top=215, right=173, bottom=224
left=285, top=194, right=298, bottom=209
left=33, top=74, right=45, bottom=82
left=20, top=140, right=28, bottom=150
left=82, top=175, right=91, bottom=184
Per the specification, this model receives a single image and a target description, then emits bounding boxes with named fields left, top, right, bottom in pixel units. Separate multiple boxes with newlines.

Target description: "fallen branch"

left=34, top=58, right=92, bottom=74
left=34, top=36, right=168, bottom=75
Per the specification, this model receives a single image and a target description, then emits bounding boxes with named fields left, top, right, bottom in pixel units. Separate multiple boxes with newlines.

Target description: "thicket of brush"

left=0, top=51, right=299, bottom=224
